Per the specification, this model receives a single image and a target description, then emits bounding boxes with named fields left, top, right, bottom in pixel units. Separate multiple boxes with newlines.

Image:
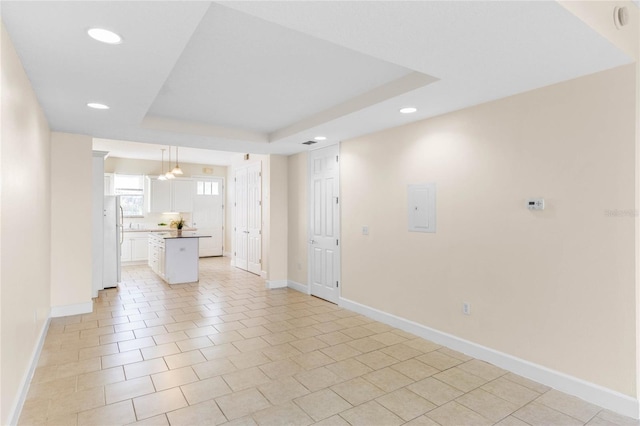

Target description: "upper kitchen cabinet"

left=146, top=177, right=195, bottom=213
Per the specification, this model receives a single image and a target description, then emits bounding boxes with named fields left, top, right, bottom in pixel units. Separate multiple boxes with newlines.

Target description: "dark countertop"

left=124, top=227, right=197, bottom=233
left=149, top=231, right=211, bottom=240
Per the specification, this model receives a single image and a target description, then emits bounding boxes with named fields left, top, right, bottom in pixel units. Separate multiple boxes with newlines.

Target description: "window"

left=196, top=180, right=219, bottom=196
left=114, top=174, right=144, bottom=217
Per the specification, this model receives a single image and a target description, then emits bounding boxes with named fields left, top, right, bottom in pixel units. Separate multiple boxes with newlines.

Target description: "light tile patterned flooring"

left=19, top=257, right=638, bottom=426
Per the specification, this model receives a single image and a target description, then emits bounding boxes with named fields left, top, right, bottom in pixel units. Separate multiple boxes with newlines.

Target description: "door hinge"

left=259, top=172, right=262, bottom=177
left=336, top=155, right=339, bottom=162
left=234, top=178, right=237, bottom=182
left=336, top=197, right=339, bottom=204
left=259, top=201, right=262, bottom=206
left=336, top=239, right=339, bottom=246
left=234, top=252, right=236, bottom=256
left=336, top=281, right=339, bottom=288
left=234, top=202, right=236, bottom=207
left=259, top=230, right=262, bottom=235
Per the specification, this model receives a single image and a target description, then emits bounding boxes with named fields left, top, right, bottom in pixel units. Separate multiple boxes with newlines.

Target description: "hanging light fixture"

left=158, top=149, right=167, bottom=181
left=171, top=146, right=184, bottom=175
left=165, top=147, right=175, bottom=180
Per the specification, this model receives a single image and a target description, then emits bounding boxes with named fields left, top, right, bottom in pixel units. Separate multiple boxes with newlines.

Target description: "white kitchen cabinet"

left=146, top=177, right=195, bottom=213
left=121, top=232, right=149, bottom=263
left=172, top=179, right=195, bottom=212
left=148, top=233, right=200, bottom=284
left=131, top=237, right=148, bottom=261
left=148, top=178, right=171, bottom=213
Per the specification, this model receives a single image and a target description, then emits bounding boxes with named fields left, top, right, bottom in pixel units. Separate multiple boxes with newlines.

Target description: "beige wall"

left=0, top=23, right=52, bottom=425
left=340, top=65, right=637, bottom=396
left=50, top=132, right=93, bottom=310
left=287, top=152, right=308, bottom=284
left=268, top=155, right=289, bottom=282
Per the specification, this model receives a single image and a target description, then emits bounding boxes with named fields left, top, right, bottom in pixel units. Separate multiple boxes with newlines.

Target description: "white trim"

left=260, top=270, right=268, bottom=279
left=50, top=301, right=93, bottom=318
left=339, top=296, right=640, bottom=420
left=223, top=251, right=232, bottom=258
left=287, top=280, right=310, bottom=294
left=9, top=316, right=51, bottom=426
left=265, top=280, right=287, bottom=289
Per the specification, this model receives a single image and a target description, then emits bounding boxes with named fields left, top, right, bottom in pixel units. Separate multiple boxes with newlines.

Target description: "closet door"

left=234, top=167, right=248, bottom=271
left=247, top=163, right=262, bottom=275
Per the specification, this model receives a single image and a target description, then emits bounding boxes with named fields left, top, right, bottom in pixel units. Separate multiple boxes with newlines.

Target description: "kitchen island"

left=148, top=232, right=211, bottom=284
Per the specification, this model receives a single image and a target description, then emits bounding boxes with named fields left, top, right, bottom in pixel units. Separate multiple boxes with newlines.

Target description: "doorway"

left=308, top=144, right=340, bottom=304
left=234, top=162, right=262, bottom=275
left=192, top=177, right=224, bottom=257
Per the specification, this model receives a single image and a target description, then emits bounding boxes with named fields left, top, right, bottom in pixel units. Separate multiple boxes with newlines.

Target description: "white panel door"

left=193, top=177, right=224, bottom=257
left=309, top=144, right=340, bottom=304
left=235, top=168, right=248, bottom=270
left=247, top=163, right=262, bottom=275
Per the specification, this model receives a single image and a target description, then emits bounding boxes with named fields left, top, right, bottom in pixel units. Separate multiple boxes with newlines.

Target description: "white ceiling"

left=1, top=1, right=633, bottom=165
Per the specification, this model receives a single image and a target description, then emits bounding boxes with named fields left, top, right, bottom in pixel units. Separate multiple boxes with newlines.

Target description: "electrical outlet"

left=462, top=302, right=471, bottom=315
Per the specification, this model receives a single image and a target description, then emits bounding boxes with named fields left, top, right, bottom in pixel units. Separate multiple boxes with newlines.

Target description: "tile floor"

left=18, top=257, right=639, bottom=426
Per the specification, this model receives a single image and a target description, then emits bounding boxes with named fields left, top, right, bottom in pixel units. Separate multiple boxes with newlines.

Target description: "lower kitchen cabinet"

left=148, top=233, right=200, bottom=284
left=122, top=233, right=149, bottom=263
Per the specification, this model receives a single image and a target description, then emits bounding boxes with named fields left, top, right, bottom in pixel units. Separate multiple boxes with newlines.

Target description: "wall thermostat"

left=527, top=198, right=545, bottom=210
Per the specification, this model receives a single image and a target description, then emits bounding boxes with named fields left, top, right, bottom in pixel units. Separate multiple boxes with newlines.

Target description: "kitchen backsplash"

left=125, top=212, right=193, bottom=230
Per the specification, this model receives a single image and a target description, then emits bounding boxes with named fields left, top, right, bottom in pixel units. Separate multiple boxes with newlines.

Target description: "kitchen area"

left=95, top=140, right=240, bottom=291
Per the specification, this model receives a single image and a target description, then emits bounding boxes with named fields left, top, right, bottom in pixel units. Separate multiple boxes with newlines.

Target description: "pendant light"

left=158, top=149, right=167, bottom=181
left=165, top=148, right=175, bottom=179
left=171, top=146, right=184, bottom=175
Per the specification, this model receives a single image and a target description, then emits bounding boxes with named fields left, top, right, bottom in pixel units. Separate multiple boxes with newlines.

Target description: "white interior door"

left=234, top=168, right=248, bottom=270
left=247, top=163, right=262, bottom=275
left=309, top=144, right=340, bottom=304
left=193, top=177, right=224, bottom=257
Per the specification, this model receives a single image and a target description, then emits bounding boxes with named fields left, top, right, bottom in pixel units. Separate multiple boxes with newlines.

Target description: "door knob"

left=309, top=239, right=316, bottom=244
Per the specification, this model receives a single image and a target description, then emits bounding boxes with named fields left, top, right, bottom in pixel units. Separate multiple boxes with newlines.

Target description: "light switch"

left=362, top=226, right=369, bottom=235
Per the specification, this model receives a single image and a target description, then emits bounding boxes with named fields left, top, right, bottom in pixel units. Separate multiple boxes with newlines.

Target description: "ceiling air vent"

left=302, top=140, right=317, bottom=146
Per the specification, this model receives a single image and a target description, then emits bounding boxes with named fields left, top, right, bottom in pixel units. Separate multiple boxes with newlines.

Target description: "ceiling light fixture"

left=165, top=148, right=175, bottom=180
left=302, top=140, right=317, bottom=146
left=399, top=107, right=417, bottom=114
left=87, top=102, right=110, bottom=110
left=171, top=146, right=184, bottom=175
left=158, top=149, right=167, bottom=181
left=314, top=136, right=327, bottom=141
left=87, top=28, right=122, bottom=44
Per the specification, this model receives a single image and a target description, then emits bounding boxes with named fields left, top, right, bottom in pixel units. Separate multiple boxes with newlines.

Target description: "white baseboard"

left=339, top=296, right=640, bottom=420
left=260, top=270, right=268, bottom=279
left=223, top=251, right=232, bottom=258
left=265, top=280, right=288, bottom=289
left=50, top=301, right=93, bottom=318
left=9, top=316, right=51, bottom=426
left=287, top=280, right=309, bottom=294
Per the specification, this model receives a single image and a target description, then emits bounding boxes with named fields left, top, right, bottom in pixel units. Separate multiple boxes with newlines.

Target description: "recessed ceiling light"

left=87, top=103, right=110, bottom=110
left=87, top=28, right=122, bottom=44
left=314, top=136, right=327, bottom=141
left=399, top=107, right=417, bottom=114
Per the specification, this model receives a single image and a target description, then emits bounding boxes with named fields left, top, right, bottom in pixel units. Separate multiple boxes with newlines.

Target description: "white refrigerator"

left=103, top=195, right=122, bottom=288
